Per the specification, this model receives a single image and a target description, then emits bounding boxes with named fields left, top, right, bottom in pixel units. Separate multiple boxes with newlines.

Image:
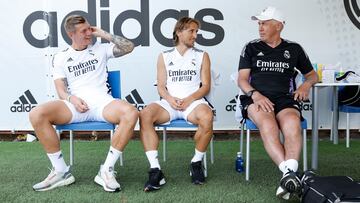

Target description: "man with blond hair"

left=30, top=15, right=137, bottom=192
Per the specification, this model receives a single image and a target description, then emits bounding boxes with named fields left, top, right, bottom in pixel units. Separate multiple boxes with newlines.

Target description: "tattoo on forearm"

left=111, top=34, right=134, bottom=57
left=62, top=78, right=69, bottom=92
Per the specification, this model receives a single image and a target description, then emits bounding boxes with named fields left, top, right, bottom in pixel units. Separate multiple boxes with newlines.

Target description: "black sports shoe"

left=280, top=170, right=302, bottom=194
left=190, top=161, right=205, bottom=185
left=144, top=168, right=166, bottom=192
left=300, top=170, right=316, bottom=183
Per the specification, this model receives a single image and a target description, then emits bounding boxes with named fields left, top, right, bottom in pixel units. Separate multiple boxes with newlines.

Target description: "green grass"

left=0, top=139, right=359, bottom=203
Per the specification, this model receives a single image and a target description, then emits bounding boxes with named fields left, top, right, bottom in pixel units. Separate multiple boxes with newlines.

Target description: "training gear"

left=94, top=165, right=121, bottom=192
left=280, top=170, right=302, bottom=194
left=144, top=168, right=166, bottom=192
left=33, top=166, right=75, bottom=192
left=301, top=171, right=360, bottom=203
left=190, top=161, right=205, bottom=185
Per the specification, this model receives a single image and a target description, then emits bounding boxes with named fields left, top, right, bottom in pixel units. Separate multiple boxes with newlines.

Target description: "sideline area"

left=0, top=139, right=359, bottom=202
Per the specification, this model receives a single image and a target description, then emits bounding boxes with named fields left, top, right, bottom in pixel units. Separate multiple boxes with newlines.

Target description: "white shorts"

left=63, top=94, right=115, bottom=123
left=154, top=98, right=210, bottom=125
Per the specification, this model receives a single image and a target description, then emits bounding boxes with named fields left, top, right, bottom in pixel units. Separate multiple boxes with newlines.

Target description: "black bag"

left=338, top=86, right=360, bottom=107
left=301, top=173, right=360, bottom=203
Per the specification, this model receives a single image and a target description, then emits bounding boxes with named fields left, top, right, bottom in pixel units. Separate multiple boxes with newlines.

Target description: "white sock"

left=145, top=150, right=161, bottom=169
left=191, top=148, right=205, bottom=163
left=278, top=161, right=287, bottom=174
left=285, top=159, right=299, bottom=173
left=103, top=146, right=122, bottom=170
left=47, top=151, right=67, bottom=173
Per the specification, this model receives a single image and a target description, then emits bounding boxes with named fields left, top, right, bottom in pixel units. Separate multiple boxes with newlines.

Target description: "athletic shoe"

left=33, top=166, right=75, bottom=191
left=300, top=170, right=316, bottom=183
left=190, top=161, right=205, bottom=185
left=276, top=185, right=290, bottom=200
left=280, top=170, right=302, bottom=194
left=144, top=168, right=166, bottom=192
left=94, top=165, right=121, bottom=192
left=335, top=71, right=360, bottom=83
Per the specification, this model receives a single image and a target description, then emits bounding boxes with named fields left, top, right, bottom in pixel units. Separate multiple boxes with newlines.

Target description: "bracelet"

left=66, top=95, right=72, bottom=102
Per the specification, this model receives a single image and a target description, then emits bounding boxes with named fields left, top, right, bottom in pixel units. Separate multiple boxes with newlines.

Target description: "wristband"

left=66, top=95, right=72, bottom=102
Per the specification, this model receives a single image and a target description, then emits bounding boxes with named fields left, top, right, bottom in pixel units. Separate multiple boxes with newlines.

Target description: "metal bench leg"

left=210, top=136, right=214, bottom=164
left=70, top=130, right=74, bottom=166
left=203, top=152, right=208, bottom=177
left=245, top=129, right=250, bottom=181
left=303, top=128, right=307, bottom=171
left=240, top=123, right=244, bottom=154
left=163, top=127, right=167, bottom=162
left=346, top=113, right=350, bottom=148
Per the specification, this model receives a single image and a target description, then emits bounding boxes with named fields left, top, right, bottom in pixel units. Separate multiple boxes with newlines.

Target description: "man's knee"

left=197, top=110, right=213, bottom=130
left=139, top=108, right=154, bottom=124
left=125, top=104, right=139, bottom=121
left=29, top=106, right=47, bottom=126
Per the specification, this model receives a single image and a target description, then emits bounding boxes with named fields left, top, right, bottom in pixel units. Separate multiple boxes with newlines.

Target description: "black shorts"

left=240, top=93, right=303, bottom=120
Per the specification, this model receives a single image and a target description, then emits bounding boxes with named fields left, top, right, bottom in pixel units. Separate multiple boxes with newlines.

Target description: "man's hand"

left=251, top=92, right=274, bottom=112
left=293, top=83, right=311, bottom=101
left=91, top=27, right=105, bottom=38
left=69, top=95, right=89, bottom=113
left=177, top=97, right=193, bottom=111
left=167, top=96, right=183, bottom=111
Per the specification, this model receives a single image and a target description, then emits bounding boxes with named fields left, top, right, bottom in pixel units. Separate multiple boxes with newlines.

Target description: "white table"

left=311, top=82, right=360, bottom=170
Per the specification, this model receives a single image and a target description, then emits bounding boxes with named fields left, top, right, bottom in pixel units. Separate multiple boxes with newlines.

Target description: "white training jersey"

left=52, top=41, right=115, bottom=101
left=162, top=47, right=204, bottom=99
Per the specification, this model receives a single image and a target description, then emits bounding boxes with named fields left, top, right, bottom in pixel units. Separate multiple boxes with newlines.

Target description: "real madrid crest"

left=284, top=50, right=290, bottom=59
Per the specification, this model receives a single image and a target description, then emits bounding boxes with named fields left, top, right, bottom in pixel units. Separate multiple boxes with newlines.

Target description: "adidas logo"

left=67, top=57, right=73, bottom=62
left=299, top=101, right=312, bottom=111
left=10, top=90, right=38, bottom=112
left=125, top=89, right=146, bottom=111
left=257, top=52, right=264, bottom=56
left=168, top=61, right=174, bottom=66
left=225, top=95, right=238, bottom=111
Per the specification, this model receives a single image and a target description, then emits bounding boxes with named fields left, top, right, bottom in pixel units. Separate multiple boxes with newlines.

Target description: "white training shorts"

left=154, top=98, right=210, bottom=125
left=62, top=94, right=115, bottom=123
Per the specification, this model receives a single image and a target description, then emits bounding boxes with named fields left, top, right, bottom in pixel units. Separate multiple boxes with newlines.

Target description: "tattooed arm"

left=91, top=26, right=134, bottom=57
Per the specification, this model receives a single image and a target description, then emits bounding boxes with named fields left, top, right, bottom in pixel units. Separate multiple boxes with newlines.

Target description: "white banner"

left=0, top=0, right=359, bottom=130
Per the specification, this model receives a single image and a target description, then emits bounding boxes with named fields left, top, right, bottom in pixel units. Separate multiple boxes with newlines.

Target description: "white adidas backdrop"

left=0, top=0, right=359, bottom=130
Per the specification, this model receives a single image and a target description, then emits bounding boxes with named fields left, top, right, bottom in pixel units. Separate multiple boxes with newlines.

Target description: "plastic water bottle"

left=235, top=152, right=244, bottom=173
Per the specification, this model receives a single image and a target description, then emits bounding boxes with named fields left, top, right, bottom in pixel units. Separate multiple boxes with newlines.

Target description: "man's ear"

left=66, top=31, right=73, bottom=39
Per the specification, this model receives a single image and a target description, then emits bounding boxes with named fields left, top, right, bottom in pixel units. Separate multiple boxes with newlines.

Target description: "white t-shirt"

left=52, top=42, right=115, bottom=102
left=162, top=47, right=204, bottom=99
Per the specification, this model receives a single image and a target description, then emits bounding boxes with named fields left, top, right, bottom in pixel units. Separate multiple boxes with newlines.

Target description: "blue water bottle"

left=235, top=152, right=244, bottom=173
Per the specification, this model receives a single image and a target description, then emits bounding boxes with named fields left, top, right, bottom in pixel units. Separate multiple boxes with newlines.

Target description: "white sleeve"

left=105, top=42, right=115, bottom=60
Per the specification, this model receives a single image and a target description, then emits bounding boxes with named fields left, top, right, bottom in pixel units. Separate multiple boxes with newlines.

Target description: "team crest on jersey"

left=88, top=49, right=94, bottom=56
left=191, top=59, right=196, bottom=66
left=284, top=50, right=290, bottom=59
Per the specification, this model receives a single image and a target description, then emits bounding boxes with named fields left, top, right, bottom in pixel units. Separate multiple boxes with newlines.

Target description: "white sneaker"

left=94, top=165, right=121, bottom=192
left=276, top=186, right=290, bottom=200
left=33, top=166, right=75, bottom=191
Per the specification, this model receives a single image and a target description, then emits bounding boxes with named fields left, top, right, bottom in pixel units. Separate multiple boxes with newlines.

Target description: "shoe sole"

left=34, top=175, right=75, bottom=192
left=94, top=175, right=121, bottom=192
left=276, top=186, right=290, bottom=200
left=189, top=171, right=205, bottom=185
left=144, top=178, right=166, bottom=192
